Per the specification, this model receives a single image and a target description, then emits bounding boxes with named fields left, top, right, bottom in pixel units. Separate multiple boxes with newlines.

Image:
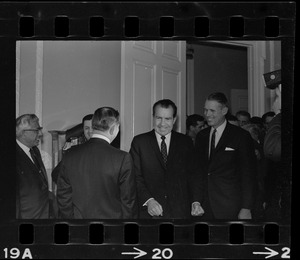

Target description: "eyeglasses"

left=23, top=127, right=43, bottom=132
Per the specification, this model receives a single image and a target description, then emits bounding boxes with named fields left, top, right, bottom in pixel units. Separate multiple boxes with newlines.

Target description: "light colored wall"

left=192, top=44, right=248, bottom=116
left=19, top=41, right=37, bottom=114
left=42, top=41, right=121, bottom=130
left=18, top=41, right=121, bottom=188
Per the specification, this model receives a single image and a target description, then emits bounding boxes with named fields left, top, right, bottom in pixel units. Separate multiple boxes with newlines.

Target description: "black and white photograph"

left=1, top=2, right=294, bottom=259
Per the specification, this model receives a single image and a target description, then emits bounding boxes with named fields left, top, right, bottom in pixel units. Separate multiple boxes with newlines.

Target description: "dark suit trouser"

left=201, top=194, right=215, bottom=220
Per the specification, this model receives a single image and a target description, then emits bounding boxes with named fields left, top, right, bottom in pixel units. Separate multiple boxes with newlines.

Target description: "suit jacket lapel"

left=17, top=143, right=48, bottom=186
left=16, top=143, right=37, bottom=171
left=167, top=131, right=178, bottom=164
left=208, top=124, right=231, bottom=167
left=149, top=130, right=167, bottom=170
left=204, top=128, right=211, bottom=162
left=32, top=146, right=49, bottom=184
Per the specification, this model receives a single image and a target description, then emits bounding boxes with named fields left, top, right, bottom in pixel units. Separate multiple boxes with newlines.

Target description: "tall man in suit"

left=130, top=99, right=204, bottom=219
left=57, top=107, right=138, bottom=219
left=16, top=114, right=50, bottom=219
left=195, top=92, right=257, bottom=220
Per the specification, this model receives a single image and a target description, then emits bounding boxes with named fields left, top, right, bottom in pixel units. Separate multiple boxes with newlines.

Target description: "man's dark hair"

left=152, top=99, right=177, bottom=118
left=236, top=110, right=251, bottom=119
left=207, top=92, right=228, bottom=107
left=262, top=111, right=275, bottom=123
left=82, top=114, right=93, bottom=124
left=226, top=114, right=238, bottom=122
left=250, top=116, right=263, bottom=126
left=186, top=114, right=205, bottom=130
left=92, top=107, right=119, bottom=132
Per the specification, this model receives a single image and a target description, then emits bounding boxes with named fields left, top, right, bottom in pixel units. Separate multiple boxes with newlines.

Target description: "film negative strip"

left=0, top=2, right=294, bottom=259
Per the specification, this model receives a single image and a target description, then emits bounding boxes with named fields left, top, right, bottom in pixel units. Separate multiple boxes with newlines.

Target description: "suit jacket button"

left=208, top=172, right=211, bottom=176
left=164, top=195, right=167, bottom=199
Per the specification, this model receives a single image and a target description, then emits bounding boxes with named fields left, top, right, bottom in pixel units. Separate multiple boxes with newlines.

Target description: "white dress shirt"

left=155, top=131, right=171, bottom=154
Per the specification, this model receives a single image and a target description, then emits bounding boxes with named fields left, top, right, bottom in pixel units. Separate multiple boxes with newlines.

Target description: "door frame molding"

left=187, top=41, right=271, bottom=117
left=224, top=41, right=266, bottom=117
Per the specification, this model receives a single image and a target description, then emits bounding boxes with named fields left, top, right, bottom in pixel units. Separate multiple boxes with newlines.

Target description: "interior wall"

left=18, top=41, right=121, bottom=188
left=42, top=41, right=121, bottom=130
left=192, top=44, right=248, bottom=117
left=19, top=41, right=37, bottom=114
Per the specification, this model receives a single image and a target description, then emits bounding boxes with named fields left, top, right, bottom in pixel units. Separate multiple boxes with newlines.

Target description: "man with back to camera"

left=56, top=107, right=138, bottom=219
left=195, top=92, right=257, bottom=220
left=130, top=99, right=204, bottom=219
left=16, top=114, right=50, bottom=219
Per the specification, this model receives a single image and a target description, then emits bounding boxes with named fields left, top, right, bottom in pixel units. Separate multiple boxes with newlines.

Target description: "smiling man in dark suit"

left=130, top=99, right=204, bottom=219
left=16, top=114, right=50, bottom=219
left=195, top=92, right=257, bottom=220
left=57, top=107, right=137, bottom=219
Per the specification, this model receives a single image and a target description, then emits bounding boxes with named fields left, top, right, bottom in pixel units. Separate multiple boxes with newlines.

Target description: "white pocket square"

left=225, top=147, right=235, bottom=151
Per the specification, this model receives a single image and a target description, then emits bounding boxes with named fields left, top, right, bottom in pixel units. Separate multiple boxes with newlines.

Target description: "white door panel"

left=121, top=41, right=186, bottom=152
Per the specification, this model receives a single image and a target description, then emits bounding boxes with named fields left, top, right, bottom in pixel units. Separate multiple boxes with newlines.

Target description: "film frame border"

left=0, top=1, right=294, bottom=259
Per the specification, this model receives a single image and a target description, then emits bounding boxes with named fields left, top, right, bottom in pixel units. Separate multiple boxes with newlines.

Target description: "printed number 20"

left=152, top=248, right=173, bottom=259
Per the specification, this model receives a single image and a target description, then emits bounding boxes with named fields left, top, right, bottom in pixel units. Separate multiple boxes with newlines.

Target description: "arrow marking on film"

left=253, top=247, right=279, bottom=259
left=121, top=247, right=147, bottom=259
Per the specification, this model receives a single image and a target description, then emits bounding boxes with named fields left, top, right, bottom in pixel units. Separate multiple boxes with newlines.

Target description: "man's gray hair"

left=16, top=114, right=39, bottom=137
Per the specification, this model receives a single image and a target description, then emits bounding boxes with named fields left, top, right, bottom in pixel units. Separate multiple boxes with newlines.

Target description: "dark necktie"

left=210, top=128, right=217, bottom=160
left=161, top=135, right=168, bottom=166
left=30, top=148, right=42, bottom=170
left=30, top=147, right=47, bottom=184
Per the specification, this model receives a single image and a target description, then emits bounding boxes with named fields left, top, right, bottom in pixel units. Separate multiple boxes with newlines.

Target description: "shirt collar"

left=211, top=119, right=227, bottom=134
left=16, top=139, right=30, bottom=153
left=91, top=133, right=111, bottom=144
left=154, top=131, right=171, bottom=141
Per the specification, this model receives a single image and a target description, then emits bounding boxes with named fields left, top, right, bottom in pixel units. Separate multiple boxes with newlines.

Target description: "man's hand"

left=238, top=208, right=252, bottom=219
left=191, top=202, right=205, bottom=216
left=147, top=199, right=163, bottom=217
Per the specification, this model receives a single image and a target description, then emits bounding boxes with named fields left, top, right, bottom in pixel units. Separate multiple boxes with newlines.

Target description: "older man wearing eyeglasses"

left=16, top=114, right=50, bottom=219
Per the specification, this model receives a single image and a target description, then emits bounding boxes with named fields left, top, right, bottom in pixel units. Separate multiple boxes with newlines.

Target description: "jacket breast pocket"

left=220, top=147, right=237, bottom=162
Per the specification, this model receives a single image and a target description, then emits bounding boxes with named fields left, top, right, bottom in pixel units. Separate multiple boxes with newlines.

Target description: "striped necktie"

left=161, top=135, right=168, bottom=166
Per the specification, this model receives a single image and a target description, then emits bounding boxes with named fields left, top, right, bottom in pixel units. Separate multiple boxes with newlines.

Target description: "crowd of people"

left=16, top=85, right=289, bottom=221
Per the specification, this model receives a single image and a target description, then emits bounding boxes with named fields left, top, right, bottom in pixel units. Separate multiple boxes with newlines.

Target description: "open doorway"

left=186, top=41, right=277, bottom=118
left=186, top=41, right=248, bottom=118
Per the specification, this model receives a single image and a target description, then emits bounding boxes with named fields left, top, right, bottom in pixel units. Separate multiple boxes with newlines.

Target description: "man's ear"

left=109, top=124, right=115, bottom=136
left=222, top=106, right=229, bottom=116
left=173, top=116, right=177, bottom=124
left=109, top=123, right=119, bottom=136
